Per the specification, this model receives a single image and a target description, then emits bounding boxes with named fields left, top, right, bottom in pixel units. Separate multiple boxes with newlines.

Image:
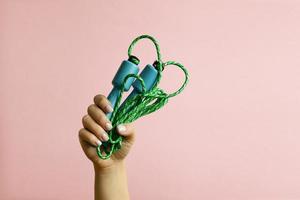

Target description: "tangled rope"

left=97, top=35, right=189, bottom=159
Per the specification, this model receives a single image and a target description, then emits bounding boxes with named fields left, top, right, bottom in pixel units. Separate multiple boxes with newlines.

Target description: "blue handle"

left=107, top=59, right=139, bottom=119
left=119, top=64, right=158, bottom=109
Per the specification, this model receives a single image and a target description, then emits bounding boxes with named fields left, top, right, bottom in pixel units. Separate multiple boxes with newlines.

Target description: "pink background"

left=1, top=1, right=300, bottom=199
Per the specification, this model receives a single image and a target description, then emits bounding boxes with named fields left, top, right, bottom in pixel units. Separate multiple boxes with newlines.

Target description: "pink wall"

left=1, top=1, right=300, bottom=199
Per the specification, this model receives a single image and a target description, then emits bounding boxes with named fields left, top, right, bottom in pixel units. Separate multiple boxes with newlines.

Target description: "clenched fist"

left=79, top=94, right=135, bottom=170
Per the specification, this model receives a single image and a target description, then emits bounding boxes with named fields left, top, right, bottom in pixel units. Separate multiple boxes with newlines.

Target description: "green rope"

left=97, top=35, right=189, bottom=159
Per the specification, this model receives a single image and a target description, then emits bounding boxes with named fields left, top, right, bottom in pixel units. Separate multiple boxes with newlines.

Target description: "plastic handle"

left=107, top=59, right=139, bottom=119
left=119, top=64, right=158, bottom=109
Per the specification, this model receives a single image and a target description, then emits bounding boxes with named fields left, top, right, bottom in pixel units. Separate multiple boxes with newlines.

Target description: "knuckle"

left=94, top=94, right=106, bottom=105
left=94, top=129, right=102, bottom=138
left=99, top=117, right=108, bottom=126
left=82, top=115, right=89, bottom=125
left=131, top=126, right=136, bottom=134
left=78, top=128, right=85, bottom=137
left=126, top=123, right=135, bottom=131
left=87, top=104, right=94, bottom=114
left=98, top=97, right=106, bottom=105
left=128, top=125, right=136, bottom=137
left=128, top=129, right=136, bottom=137
left=94, top=111, right=105, bottom=124
left=94, top=94, right=101, bottom=102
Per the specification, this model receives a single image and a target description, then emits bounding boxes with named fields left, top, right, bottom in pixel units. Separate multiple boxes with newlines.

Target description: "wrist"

left=94, top=160, right=129, bottom=200
left=94, top=160, right=125, bottom=175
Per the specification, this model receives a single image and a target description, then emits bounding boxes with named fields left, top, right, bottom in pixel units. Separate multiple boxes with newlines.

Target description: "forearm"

left=94, top=161, right=130, bottom=200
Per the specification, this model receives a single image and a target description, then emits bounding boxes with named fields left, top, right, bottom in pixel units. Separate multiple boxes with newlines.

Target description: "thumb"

left=116, top=123, right=135, bottom=145
left=111, top=123, right=135, bottom=160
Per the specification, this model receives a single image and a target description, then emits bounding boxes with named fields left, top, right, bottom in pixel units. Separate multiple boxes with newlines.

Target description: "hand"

left=79, top=94, right=135, bottom=171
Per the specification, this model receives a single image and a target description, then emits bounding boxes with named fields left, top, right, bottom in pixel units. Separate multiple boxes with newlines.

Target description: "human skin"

left=79, top=94, right=135, bottom=200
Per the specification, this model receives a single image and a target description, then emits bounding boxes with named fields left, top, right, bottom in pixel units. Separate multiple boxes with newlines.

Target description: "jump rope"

left=97, top=35, right=189, bottom=159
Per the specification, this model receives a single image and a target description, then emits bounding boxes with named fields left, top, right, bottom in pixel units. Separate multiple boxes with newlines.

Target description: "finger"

left=116, top=123, right=135, bottom=142
left=94, top=94, right=113, bottom=113
left=82, top=115, right=109, bottom=142
left=78, top=128, right=102, bottom=147
left=87, top=104, right=113, bottom=131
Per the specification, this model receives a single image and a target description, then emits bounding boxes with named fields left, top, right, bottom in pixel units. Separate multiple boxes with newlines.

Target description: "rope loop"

left=163, top=61, right=189, bottom=98
left=128, top=35, right=162, bottom=63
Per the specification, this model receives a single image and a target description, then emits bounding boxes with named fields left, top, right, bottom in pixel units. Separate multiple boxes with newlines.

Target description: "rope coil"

left=97, top=35, right=189, bottom=159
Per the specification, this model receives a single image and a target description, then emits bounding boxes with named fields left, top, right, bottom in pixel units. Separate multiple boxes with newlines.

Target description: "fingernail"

left=96, top=140, right=102, bottom=146
left=102, top=133, right=109, bottom=141
left=105, top=105, right=113, bottom=113
left=117, top=124, right=126, bottom=133
left=105, top=122, right=113, bottom=131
